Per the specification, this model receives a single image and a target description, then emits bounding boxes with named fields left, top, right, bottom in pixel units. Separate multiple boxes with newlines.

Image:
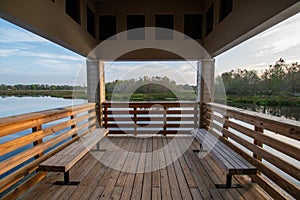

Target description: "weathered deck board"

left=20, top=136, right=271, bottom=200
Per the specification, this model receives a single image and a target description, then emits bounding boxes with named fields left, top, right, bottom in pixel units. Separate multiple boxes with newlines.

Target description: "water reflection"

left=227, top=103, right=300, bottom=121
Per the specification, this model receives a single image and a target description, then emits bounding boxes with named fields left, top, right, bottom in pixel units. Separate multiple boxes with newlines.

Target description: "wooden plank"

left=106, top=117, right=195, bottom=122
left=111, top=186, right=123, bottom=200
left=131, top=173, right=144, bottom=200
left=0, top=121, right=95, bottom=176
left=195, top=129, right=256, bottom=173
left=0, top=126, right=96, bottom=193
left=67, top=186, right=87, bottom=200
left=152, top=187, right=161, bottom=200
left=130, top=138, right=147, bottom=199
left=0, top=103, right=96, bottom=137
left=201, top=156, right=237, bottom=200
left=228, top=120, right=300, bottom=161
left=183, top=151, right=212, bottom=199
left=87, top=186, right=105, bottom=200
left=141, top=172, right=152, bottom=200
left=207, top=128, right=300, bottom=199
left=152, top=137, right=160, bottom=188
left=249, top=174, right=286, bottom=200
left=194, top=130, right=238, bottom=173
left=114, top=138, right=135, bottom=187
left=55, top=154, right=102, bottom=200
left=103, top=139, right=137, bottom=199
left=107, top=130, right=191, bottom=135
left=234, top=175, right=267, bottom=200
left=0, top=111, right=95, bottom=157
left=190, top=188, right=203, bottom=200
left=206, top=102, right=300, bottom=140
left=102, top=101, right=198, bottom=108
left=39, top=128, right=108, bottom=172
left=163, top=138, right=183, bottom=200
left=104, top=110, right=196, bottom=115
left=0, top=103, right=95, bottom=128
left=165, top=124, right=195, bottom=128
left=156, top=138, right=172, bottom=200
left=120, top=138, right=142, bottom=200
left=168, top=138, right=193, bottom=200
left=175, top=142, right=199, bottom=188
left=98, top=138, right=130, bottom=187
left=1, top=172, right=47, bottom=200
left=141, top=138, right=153, bottom=200
left=219, top=128, right=300, bottom=181
left=45, top=154, right=99, bottom=200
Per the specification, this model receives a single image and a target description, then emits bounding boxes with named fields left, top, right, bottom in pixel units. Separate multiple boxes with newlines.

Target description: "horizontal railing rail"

left=0, top=103, right=97, bottom=199
left=102, top=101, right=199, bottom=135
left=203, top=102, right=300, bottom=199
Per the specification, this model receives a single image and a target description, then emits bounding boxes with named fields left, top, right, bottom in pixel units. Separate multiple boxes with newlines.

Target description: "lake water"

left=0, top=96, right=86, bottom=118
left=228, top=102, right=300, bottom=121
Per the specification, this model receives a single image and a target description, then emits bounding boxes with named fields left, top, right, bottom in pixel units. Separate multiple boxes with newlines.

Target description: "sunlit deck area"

left=20, top=136, right=270, bottom=200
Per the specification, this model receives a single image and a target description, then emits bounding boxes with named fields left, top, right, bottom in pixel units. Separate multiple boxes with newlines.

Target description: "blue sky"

left=0, top=13, right=299, bottom=86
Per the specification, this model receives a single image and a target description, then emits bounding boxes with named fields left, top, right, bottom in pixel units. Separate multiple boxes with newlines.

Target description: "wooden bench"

left=192, top=129, right=257, bottom=188
left=39, top=128, right=109, bottom=185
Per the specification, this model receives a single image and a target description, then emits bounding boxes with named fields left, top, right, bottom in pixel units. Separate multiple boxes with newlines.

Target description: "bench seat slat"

left=197, top=130, right=251, bottom=170
left=39, top=128, right=108, bottom=172
left=195, top=132, right=237, bottom=172
left=193, top=129, right=256, bottom=175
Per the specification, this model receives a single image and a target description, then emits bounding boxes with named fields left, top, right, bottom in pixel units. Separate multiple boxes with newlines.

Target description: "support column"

left=197, top=59, right=215, bottom=128
left=86, top=59, right=105, bottom=127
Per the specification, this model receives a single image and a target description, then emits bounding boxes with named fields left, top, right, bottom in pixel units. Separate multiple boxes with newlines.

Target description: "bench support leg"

left=54, top=171, right=80, bottom=185
left=215, top=174, right=241, bottom=188
left=193, top=141, right=207, bottom=153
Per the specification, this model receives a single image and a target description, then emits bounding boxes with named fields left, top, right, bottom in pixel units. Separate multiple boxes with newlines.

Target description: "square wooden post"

left=197, top=59, right=215, bottom=128
left=87, top=59, right=105, bottom=128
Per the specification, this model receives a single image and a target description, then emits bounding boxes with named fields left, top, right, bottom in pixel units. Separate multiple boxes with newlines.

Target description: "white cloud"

left=254, top=13, right=300, bottom=57
left=0, top=47, right=83, bottom=62
left=0, top=49, right=18, bottom=57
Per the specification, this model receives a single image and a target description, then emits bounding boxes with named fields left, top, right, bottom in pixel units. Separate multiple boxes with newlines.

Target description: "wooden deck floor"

left=21, top=136, right=271, bottom=200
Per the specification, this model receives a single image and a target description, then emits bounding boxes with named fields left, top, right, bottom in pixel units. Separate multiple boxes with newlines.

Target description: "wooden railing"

left=202, top=102, right=300, bottom=199
left=0, top=103, right=97, bottom=199
left=102, top=101, right=199, bottom=135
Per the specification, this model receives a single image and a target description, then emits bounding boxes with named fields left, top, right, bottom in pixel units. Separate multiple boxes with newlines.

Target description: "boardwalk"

left=20, top=136, right=270, bottom=200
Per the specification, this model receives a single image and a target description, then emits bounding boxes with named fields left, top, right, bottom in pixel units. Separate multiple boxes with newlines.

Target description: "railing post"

left=32, top=125, right=43, bottom=159
left=70, top=115, right=78, bottom=138
left=253, top=126, right=263, bottom=162
left=134, top=107, right=137, bottom=135
left=163, top=106, right=167, bottom=135
left=104, top=104, right=108, bottom=129
left=98, top=103, right=103, bottom=128
left=199, top=103, right=206, bottom=128
left=194, top=105, right=198, bottom=129
left=223, top=116, right=229, bottom=139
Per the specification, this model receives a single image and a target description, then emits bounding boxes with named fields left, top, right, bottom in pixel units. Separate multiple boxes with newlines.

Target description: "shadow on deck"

left=20, top=136, right=270, bottom=200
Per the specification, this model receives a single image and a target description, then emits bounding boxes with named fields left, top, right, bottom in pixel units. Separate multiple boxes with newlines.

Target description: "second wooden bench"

left=192, top=128, right=257, bottom=188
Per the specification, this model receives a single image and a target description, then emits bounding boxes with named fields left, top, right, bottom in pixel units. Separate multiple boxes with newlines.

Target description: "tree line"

left=106, top=76, right=194, bottom=94
left=215, top=59, right=300, bottom=96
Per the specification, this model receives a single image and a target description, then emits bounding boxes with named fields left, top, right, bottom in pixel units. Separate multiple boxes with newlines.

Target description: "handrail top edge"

left=0, top=103, right=96, bottom=127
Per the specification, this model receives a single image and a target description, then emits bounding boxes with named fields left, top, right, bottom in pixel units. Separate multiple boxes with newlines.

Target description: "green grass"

left=106, top=91, right=196, bottom=101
